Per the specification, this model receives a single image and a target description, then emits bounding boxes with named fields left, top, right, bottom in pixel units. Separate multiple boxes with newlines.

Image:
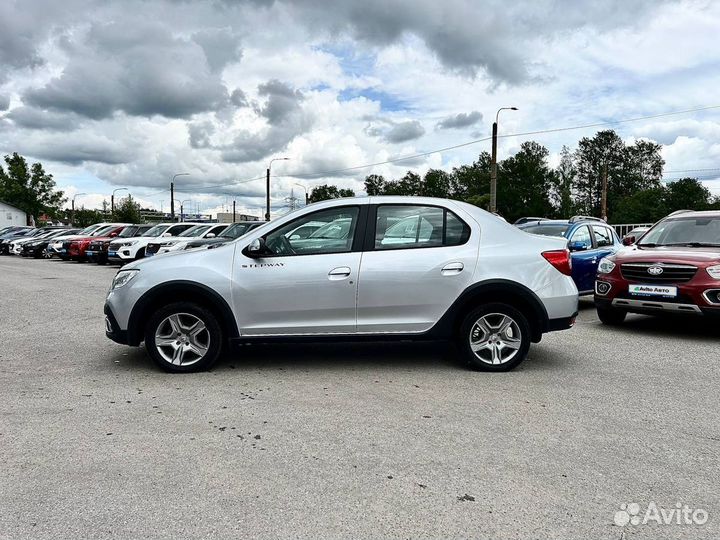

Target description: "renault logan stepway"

left=105, top=197, right=579, bottom=372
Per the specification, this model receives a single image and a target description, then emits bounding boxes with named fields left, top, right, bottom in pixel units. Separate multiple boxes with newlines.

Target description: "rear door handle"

left=441, top=262, right=464, bottom=275
left=328, top=266, right=352, bottom=280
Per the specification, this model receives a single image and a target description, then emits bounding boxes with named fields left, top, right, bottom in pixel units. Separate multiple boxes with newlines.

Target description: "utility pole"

left=600, top=164, right=608, bottom=221
left=71, top=193, right=86, bottom=226
left=170, top=173, right=189, bottom=221
left=232, top=200, right=236, bottom=223
left=266, top=157, right=290, bottom=221
left=265, top=167, right=270, bottom=221
left=490, top=107, right=518, bottom=213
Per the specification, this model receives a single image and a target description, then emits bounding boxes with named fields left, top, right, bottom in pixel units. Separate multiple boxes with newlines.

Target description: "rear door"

left=356, top=203, right=476, bottom=334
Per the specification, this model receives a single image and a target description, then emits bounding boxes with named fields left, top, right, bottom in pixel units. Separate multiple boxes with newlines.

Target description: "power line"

left=282, top=104, right=720, bottom=179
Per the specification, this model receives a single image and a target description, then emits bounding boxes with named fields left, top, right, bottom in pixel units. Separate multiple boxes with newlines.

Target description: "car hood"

left=612, top=245, right=720, bottom=265
left=187, top=237, right=233, bottom=246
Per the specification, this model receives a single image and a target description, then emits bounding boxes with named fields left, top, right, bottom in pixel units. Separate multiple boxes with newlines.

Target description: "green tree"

left=308, top=184, right=355, bottom=203
left=611, top=187, right=669, bottom=223
left=450, top=152, right=491, bottom=202
left=71, top=208, right=106, bottom=227
left=550, top=145, right=576, bottom=217
left=363, top=174, right=386, bottom=195
left=0, top=153, right=66, bottom=222
left=573, top=131, right=664, bottom=217
left=496, top=141, right=556, bottom=222
left=113, top=194, right=143, bottom=223
left=423, top=169, right=452, bottom=198
left=664, top=177, right=713, bottom=211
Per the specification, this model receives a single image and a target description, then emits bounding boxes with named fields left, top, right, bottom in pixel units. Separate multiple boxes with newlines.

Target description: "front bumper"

left=104, top=304, right=129, bottom=345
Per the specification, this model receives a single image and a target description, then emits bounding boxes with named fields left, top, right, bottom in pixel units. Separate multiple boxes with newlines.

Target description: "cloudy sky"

left=1, top=0, right=719, bottom=217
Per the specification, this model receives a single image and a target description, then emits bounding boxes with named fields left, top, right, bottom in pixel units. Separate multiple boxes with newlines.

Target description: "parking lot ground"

left=1, top=255, right=718, bottom=539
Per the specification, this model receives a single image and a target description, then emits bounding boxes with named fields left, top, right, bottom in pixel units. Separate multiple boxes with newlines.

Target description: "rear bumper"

left=547, top=314, right=578, bottom=332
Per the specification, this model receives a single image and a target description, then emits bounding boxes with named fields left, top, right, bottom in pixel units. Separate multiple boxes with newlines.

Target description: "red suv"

left=594, top=210, right=720, bottom=323
left=68, top=225, right=128, bottom=262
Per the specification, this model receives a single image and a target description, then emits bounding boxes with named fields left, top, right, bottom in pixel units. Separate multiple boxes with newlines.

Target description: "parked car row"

left=515, top=210, right=720, bottom=325
left=1, top=220, right=265, bottom=266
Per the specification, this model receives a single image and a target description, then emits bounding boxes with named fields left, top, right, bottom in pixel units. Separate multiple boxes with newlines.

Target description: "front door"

left=232, top=205, right=364, bottom=335
left=568, top=225, right=597, bottom=293
left=356, top=204, right=477, bottom=334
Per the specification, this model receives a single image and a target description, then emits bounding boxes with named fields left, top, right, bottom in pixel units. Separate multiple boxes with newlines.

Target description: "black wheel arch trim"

left=126, top=280, right=238, bottom=346
left=427, top=279, right=551, bottom=341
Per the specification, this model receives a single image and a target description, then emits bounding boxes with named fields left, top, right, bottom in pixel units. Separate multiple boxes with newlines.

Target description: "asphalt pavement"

left=0, top=255, right=718, bottom=539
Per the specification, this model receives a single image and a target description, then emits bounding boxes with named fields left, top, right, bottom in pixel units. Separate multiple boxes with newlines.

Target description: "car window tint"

left=593, top=225, right=613, bottom=247
left=264, top=207, right=359, bottom=256
left=570, top=225, right=592, bottom=247
left=375, top=205, right=469, bottom=250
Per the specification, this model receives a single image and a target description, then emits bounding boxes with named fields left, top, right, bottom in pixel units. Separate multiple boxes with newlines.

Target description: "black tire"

left=457, top=303, right=531, bottom=372
left=144, top=302, right=223, bottom=373
left=136, top=247, right=146, bottom=259
left=597, top=306, right=626, bottom=325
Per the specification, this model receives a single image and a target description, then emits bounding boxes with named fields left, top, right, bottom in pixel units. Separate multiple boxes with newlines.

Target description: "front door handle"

left=441, top=262, right=464, bottom=275
left=328, top=266, right=352, bottom=280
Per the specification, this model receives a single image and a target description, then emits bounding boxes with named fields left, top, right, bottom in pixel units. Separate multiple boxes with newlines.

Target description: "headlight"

left=598, top=257, right=616, bottom=274
left=111, top=269, right=139, bottom=290
left=117, top=240, right=138, bottom=247
left=707, top=265, right=720, bottom=279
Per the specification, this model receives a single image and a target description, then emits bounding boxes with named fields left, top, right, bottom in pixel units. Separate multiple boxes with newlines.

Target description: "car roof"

left=665, top=210, right=720, bottom=219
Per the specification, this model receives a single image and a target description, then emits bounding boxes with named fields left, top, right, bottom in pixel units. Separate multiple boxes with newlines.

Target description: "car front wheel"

left=458, top=303, right=531, bottom=372
left=144, top=302, right=223, bottom=373
left=596, top=306, right=626, bottom=325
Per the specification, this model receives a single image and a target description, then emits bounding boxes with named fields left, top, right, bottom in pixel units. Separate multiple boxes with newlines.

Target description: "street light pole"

left=170, top=173, right=190, bottom=221
left=111, top=187, right=128, bottom=214
left=294, top=183, right=309, bottom=205
left=179, top=199, right=191, bottom=222
left=71, top=193, right=86, bottom=226
left=266, top=157, right=290, bottom=221
left=490, top=106, right=518, bottom=213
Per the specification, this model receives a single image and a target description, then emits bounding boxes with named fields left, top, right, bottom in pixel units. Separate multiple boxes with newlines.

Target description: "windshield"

left=79, top=224, right=103, bottom=235
left=638, top=217, right=720, bottom=247
left=221, top=223, right=255, bottom=239
left=520, top=224, right=570, bottom=238
left=179, top=225, right=211, bottom=237
left=143, top=224, right=170, bottom=237
left=117, top=225, right=147, bottom=238
left=92, top=225, right=116, bottom=236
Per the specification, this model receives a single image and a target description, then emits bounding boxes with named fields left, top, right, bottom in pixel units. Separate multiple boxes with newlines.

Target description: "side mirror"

left=247, top=237, right=267, bottom=257
left=162, top=232, right=172, bottom=237
left=206, top=233, right=216, bottom=238
left=110, top=232, right=118, bottom=237
left=568, top=240, right=589, bottom=252
left=289, top=234, right=300, bottom=240
left=622, top=236, right=635, bottom=246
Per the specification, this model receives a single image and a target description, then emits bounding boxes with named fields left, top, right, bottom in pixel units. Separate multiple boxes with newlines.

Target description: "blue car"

left=517, top=216, right=621, bottom=295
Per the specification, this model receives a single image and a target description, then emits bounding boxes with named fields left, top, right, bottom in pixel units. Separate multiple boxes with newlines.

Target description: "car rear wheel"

left=144, top=302, right=223, bottom=373
left=458, top=303, right=531, bottom=372
left=596, top=306, right=626, bottom=325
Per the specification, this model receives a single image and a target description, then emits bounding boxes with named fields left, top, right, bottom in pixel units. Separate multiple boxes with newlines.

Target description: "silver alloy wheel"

left=154, top=313, right=210, bottom=366
left=468, top=313, right=522, bottom=365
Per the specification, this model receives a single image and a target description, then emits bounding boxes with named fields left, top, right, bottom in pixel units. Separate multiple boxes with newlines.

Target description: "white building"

left=0, top=200, right=27, bottom=228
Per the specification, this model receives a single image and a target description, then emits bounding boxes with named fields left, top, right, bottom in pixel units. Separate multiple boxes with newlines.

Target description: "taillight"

left=542, top=249, right=572, bottom=276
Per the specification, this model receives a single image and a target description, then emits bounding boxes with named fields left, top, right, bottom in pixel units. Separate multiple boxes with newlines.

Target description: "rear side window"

left=374, top=205, right=469, bottom=250
left=592, top=225, right=613, bottom=247
left=570, top=225, right=592, bottom=247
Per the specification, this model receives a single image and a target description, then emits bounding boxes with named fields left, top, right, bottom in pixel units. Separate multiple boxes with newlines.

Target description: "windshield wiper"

left=664, top=242, right=720, bottom=248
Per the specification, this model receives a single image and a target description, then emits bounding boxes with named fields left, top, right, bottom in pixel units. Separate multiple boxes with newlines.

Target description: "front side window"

left=592, top=225, right=613, bottom=247
left=374, top=205, right=469, bottom=250
left=263, top=207, right=360, bottom=256
left=570, top=225, right=592, bottom=248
